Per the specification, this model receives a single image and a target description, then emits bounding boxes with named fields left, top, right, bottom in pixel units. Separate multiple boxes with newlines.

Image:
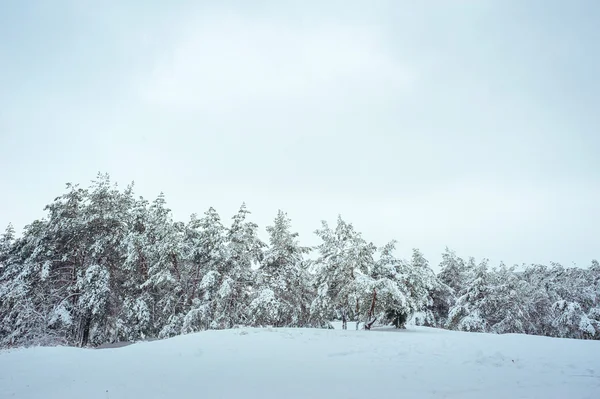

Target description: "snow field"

left=1, top=325, right=599, bottom=399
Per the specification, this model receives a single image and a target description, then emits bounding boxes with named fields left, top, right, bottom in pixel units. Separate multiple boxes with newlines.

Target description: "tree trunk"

left=80, top=317, right=91, bottom=347
left=364, top=289, right=377, bottom=330
left=355, top=298, right=360, bottom=330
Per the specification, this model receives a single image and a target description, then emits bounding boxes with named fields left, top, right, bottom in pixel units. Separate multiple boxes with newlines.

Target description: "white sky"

left=1, top=1, right=599, bottom=269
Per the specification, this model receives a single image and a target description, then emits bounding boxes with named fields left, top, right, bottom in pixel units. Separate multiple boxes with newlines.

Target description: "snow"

left=1, top=325, right=599, bottom=399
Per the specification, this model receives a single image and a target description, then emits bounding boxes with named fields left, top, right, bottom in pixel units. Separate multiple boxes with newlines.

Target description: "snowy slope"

left=1, top=325, right=599, bottom=399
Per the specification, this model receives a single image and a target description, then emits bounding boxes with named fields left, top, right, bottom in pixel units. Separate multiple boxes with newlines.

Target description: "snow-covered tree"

left=438, top=247, right=469, bottom=297
left=250, top=210, right=313, bottom=327
left=446, top=258, right=491, bottom=332
left=140, top=193, right=185, bottom=338
left=0, top=219, right=68, bottom=347
left=119, top=196, right=153, bottom=341
left=0, top=224, right=15, bottom=268
left=179, top=207, right=227, bottom=334
left=2, top=173, right=599, bottom=347
left=310, top=216, right=377, bottom=329
left=76, top=264, right=111, bottom=346
left=370, top=241, right=411, bottom=328
left=551, top=300, right=596, bottom=339
left=485, top=263, right=537, bottom=335
left=186, top=203, right=265, bottom=331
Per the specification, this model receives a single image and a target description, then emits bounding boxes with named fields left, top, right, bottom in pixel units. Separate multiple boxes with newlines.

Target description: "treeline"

left=0, top=174, right=598, bottom=347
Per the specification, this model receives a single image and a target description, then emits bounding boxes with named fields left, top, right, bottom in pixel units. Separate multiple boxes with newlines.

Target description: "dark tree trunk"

left=355, top=298, right=360, bottom=330
left=364, top=289, right=377, bottom=330
left=80, top=317, right=91, bottom=347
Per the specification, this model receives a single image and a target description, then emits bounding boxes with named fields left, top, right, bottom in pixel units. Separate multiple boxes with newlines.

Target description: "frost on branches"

left=0, top=173, right=598, bottom=348
left=250, top=210, right=313, bottom=328
left=310, top=217, right=436, bottom=330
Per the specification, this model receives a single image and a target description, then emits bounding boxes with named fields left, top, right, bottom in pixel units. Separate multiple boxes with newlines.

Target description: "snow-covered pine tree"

left=139, top=193, right=185, bottom=338
left=587, top=260, right=600, bottom=338
left=0, top=224, right=17, bottom=335
left=0, top=224, right=15, bottom=317
left=544, top=262, right=598, bottom=339
left=249, top=210, right=313, bottom=327
left=551, top=299, right=596, bottom=339
left=446, top=257, right=491, bottom=332
left=421, top=279, right=454, bottom=328
left=408, top=249, right=437, bottom=317
left=484, top=263, right=537, bottom=334
left=391, top=248, right=439, bottom=327
left=179, top=207, right=228, bottom=334
left=370, top=241, right=411, bottom=328
left=0, top=224, right=15, bottom=268
left=75, top=263, right=111, bottom=346
left=0, top=219, right=66, bottom=347
left=119, top=195, right=154, bottom=341
left=30, top=181, right=90, bottom=346
left=517, top=263, right=555, bottom=336
left=310, top=216, right=377, bottom=329
left=76, top=173, right=133, bottom=345
left=437, top=247, right=469, bottom=297
left=209, top=203, right=265, bottom=329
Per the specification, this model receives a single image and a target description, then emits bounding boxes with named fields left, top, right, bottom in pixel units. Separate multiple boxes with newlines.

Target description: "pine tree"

left=31, top=181, right=89, bottom=346
left=140, top=193, right=185, bottom=338
left=0, top=224, right=15, bottom=268
left=77, top=174, right=133, bottom=345
left=179, top=207, right=227, bottom=334
left=249, top=210, right=313, bottom=327
left=587, top=260, right=600, bottom=338
left=371, top=241, right=411, bottom=328
left=311, top=216, right=377, bottom=329
left=446, top=258, right=490, bottom=332
left=485, top=263, right=537, bottom=334
left=0, top=219, right=61, bottom=346
left=390, top=248, right=439, bottom=327
left=438, top=247, right=468, bottom=297
left=198, top=203, right=265, bottom=330
left=120, top=195, right=153, bottom=341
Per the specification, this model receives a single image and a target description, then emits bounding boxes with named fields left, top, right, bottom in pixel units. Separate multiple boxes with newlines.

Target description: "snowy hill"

left=1, top=325, right=599, bottom=399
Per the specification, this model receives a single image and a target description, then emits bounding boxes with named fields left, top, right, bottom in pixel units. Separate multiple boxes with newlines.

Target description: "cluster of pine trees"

left=0, top=174, right=598, bottom=348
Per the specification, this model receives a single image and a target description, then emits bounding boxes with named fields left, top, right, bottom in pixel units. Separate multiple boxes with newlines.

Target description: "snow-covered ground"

left=1, top=325, right=599, bottom=399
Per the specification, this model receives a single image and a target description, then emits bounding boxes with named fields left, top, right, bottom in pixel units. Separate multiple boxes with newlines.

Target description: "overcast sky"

left=1, top=0, right=598, bottom=269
